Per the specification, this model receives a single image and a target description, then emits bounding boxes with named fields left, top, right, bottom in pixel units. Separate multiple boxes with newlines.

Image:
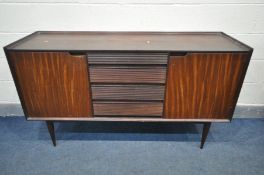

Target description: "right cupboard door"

left=164, top=53, right=250, bottom=120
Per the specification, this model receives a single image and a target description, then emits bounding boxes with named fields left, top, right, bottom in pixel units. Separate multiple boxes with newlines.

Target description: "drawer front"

left=91, top=85, right=164, bottom=101
left=88, top=52, right=168, bottom=117
left=88, top=53, right=168, bottom=65
left=89, top=66, right=166, bottom=84
left=93, top=102, right=163, bottom=116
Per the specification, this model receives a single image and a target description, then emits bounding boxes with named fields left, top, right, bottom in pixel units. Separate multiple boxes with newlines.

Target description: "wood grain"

left=164, top=53, right=250, bottom=119
left=93, top=101, right=163, bottom=116
left=92, top=85, right=164, bottom=101
left=89, top=66, right=167, bottom=83
left=7, top=51, right=93, bottom=118
left=5, top=31, right=252, bottom=52
left=87, top=53, right=168, bottom=65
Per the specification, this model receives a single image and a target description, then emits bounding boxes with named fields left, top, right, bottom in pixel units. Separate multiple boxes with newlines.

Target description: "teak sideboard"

left=4, top=31, right=253, bottom=148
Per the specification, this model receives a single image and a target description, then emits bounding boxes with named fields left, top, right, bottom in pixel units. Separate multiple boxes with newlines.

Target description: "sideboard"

left=4, top=31, right=253, bottom=148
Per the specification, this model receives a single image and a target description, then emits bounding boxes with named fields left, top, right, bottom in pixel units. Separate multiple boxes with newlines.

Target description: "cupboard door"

left=7, top=52, right=93, bottom=118
left=164, top=53, right=250, bottom=120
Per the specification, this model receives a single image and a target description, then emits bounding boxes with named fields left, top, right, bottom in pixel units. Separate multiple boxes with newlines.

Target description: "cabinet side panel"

left=7, top=51, right=93, bottom=118
left=164, top=53, right=250, bottom=119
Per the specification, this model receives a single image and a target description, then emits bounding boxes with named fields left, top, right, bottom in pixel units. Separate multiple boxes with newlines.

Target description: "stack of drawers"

left=87, top=53, right=168, bottom=117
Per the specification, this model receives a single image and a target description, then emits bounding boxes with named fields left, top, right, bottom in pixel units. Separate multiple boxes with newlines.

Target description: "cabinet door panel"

left=7, top=52, right=92, bottom=118
left=164, top=53, right=250, bottom=120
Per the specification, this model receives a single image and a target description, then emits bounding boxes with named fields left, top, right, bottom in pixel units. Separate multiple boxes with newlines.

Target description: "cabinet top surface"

left=5, top=31, right=252, bottom=52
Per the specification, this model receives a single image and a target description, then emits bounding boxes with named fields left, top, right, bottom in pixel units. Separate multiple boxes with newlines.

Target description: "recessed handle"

left=169, top=52, right=188, bottom=56
left=68, top=51, right=86, bottom=56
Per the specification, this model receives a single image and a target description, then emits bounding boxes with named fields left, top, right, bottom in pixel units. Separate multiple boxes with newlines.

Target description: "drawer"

left=89, top=66, right=166, bottom=84
left=91, top=85, right=165, bottom=100
left=87, top=53, right=168, bottom=65
left=93, top=102, right=163, bottom=116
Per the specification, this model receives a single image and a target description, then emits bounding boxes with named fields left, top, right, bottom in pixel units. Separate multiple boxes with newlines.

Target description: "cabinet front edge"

left=27, top=117, right=230, bottom=123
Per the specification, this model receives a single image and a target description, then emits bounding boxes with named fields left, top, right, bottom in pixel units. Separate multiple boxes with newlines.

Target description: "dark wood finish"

left=6, top=51, right=93, bottom=118
left=91, top=85, right=165, bottom=101
left=164, top=53, right=250, bottom=120
left=89, top=66, right=167, bottom=84
left=93, top=102, right=163, bottom=116
left=88, top=53, right=168, bottom=65
left=4, top=31, right=253, bottom=147
left=200, top=122, right=212, bottom=149
left=5, top=31, right=252, bottom=52
left=46, top=121, right=56, bottom=146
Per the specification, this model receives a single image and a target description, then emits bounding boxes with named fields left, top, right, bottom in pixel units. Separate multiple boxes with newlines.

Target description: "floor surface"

left=0, top=117, right=263, bottom=175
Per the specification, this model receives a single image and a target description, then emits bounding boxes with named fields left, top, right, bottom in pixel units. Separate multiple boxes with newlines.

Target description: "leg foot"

left=46, top=121, right=56, bottom=146
left=200, top=122, right=211, bottom=149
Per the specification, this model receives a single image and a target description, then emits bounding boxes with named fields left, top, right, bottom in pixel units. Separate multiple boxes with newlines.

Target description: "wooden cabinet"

left=4, top=31, right=253, bottom=148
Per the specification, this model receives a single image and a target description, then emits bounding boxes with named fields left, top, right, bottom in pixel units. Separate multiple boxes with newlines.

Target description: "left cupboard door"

left=6, top=51, right=93, bottom=119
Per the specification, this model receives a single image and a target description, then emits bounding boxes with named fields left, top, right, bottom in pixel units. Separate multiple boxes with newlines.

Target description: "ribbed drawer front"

left=88, top=52, right=168, bottom=117
left=92, top=85, right=164, bottom=101
left=93, top=102, right=163, bottom=116
left=89, top=66, right=166, bottom=84
left=88, top=53, right=168, bottom=65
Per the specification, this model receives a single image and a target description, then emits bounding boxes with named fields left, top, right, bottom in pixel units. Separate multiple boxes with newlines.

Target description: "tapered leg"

left=200, top=122, right=211, bottom=149
left=46, top=121, right=56, bottom=146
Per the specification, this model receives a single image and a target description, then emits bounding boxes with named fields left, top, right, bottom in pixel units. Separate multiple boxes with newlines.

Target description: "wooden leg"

left=46, top=121, right=56, bottom=146
left=200, top=122, right=211, bottom=149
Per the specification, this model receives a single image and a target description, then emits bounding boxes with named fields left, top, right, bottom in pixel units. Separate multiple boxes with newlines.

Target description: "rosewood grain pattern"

left=164, top=53, right=250, bottom=119
left=93, top=102, right=163, bottom=116
left=89, top=66, right=167, bottom=83
left=7, top=52, right=93, bottom=118
left=87, top=53, right=168, bottom=65
left=92, top=85, right=164, bottom=101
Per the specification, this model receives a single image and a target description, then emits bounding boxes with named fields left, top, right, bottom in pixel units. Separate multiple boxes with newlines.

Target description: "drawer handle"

left=170, top=52, right=188, bottom=56
left=68, top=51, right=86, bottom=56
